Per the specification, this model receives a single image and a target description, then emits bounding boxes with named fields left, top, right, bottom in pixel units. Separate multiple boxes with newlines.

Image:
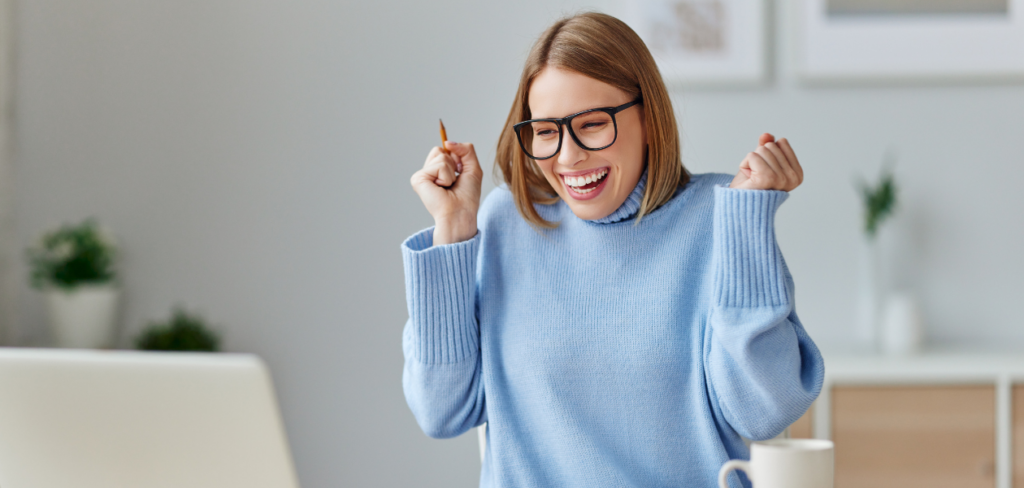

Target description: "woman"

left=402, top=12, right=823, bottom=488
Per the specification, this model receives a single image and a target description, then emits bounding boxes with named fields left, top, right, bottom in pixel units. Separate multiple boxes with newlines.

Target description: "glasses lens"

left=518, top=121, right=560, bottom=159
left=571, top=110, right=616, bottom=150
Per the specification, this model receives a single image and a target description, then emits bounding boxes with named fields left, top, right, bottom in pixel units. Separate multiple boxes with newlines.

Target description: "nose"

left=556, top=130, right=588, bottom=167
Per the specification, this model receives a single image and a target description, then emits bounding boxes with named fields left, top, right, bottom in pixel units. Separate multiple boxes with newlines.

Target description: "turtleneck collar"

left=585, top=166, right=648, bottom=224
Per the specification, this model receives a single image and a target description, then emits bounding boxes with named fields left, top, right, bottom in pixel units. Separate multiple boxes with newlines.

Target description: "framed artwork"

left=624, top=0, right=768, bottom=87
left=796, top=0, right=1024, bottom=82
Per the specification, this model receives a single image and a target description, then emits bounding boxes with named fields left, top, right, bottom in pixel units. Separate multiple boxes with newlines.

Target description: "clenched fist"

left=410, top=141, right=483, bottom=246
left=729, top=133, right=803, bottom=192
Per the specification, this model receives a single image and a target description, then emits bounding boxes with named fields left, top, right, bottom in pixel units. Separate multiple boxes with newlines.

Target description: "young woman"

left=402, top=12, right=823, bottom=488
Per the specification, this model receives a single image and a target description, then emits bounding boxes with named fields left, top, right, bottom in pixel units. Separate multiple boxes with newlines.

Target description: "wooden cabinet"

left=1013, top=386, right=1024, bottom=488
left=832, top=385, right=995, bottom=488
left=790, top=404, right=814, bottom=439
left=791, top=353, right=1024, bottom=488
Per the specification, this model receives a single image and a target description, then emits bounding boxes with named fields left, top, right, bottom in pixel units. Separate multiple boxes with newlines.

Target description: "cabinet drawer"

left=832, top=385, right=995, bottom=488
left=790, top=404, right=814, bottom=439
left=1012, top=386, right=1024, bottom=488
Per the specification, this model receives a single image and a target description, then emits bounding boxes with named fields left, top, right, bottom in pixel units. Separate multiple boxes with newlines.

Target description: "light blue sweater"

left=401, top=171, right=824, bottom=488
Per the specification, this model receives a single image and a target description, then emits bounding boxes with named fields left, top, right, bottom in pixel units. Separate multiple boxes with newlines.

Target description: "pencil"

left=439, top=119, right=449, bottom=155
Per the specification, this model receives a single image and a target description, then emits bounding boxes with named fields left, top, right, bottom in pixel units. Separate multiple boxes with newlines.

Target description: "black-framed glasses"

left=513, top=98, right=642, bottom=160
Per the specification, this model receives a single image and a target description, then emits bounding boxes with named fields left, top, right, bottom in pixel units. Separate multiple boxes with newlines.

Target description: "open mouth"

left=562, top=169, right=609, bottom=195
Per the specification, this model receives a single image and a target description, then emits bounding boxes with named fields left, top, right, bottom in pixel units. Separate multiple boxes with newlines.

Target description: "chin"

left=564, top=200, right=616, bottom=221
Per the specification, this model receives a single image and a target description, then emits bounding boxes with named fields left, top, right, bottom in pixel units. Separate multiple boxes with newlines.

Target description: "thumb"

left=758, top=132, right=775, bottom=146
left=739, top=157, right=752, bottom=178
left=445, top=141, right=481, bottom=176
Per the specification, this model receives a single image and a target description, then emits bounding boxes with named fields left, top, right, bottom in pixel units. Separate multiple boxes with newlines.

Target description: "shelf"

left=805, top=351, right=1024, bottom=488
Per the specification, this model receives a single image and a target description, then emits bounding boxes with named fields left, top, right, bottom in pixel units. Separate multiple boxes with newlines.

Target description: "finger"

left=451, top=152, right=463, bottom=174
left=445, top=141, right=481, bottom=177
left=777, top=138, right=803, bottom=183
left=419, top=154, right=457, bottom=186
left=764, top=142, right=799, bottom=190
left=425, top=146, right=445, bottom=164
left=410, top=168, right=445, bottom=197
left=435, top=165, right=457, bottom=187
left=428, top=151, right=457, bottom=172
left=731, top=158, right=751, bottom=188
left=754, top=146, right=784, bottom=185
left=747, top=151, right=781, bottom=188
left=758, top=132, right=775, bottom=146
left=424, top=156, right=458, bottom=187
left=738, top=157, right=752, bottom=178
left=410, top=168, right=429, bottom=188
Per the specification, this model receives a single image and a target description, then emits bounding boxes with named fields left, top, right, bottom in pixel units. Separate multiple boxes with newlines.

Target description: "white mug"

left=718, top=438, right=834, bottom=488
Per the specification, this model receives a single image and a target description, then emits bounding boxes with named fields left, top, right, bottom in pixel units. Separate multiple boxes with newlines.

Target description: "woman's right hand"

left=410, top=141, right=482, bottom=245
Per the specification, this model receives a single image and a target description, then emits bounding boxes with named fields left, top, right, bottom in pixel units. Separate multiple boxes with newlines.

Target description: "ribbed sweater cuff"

left=401, top=227, right=480, bottom=364
left=712, top=186, right=790, bottom=308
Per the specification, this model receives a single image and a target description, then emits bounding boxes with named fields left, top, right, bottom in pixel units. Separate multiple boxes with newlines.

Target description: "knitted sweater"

left=400, top=171, right=824, bottom=488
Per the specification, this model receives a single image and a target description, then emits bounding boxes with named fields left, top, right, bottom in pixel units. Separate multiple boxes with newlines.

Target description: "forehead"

left=527, top=67, right=631, bottom=119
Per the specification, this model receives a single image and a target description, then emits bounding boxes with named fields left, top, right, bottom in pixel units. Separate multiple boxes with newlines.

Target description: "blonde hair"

left=494, top=12, right=688, bottom=228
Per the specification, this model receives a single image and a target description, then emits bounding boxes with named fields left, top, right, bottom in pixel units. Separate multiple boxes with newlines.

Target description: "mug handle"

left=718, top=459, right=752, bottom=488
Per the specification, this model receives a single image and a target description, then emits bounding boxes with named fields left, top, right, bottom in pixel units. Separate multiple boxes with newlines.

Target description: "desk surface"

left=824, top=350, right=1024, bottom=383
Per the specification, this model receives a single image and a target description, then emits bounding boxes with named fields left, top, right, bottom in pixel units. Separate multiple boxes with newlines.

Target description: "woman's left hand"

left=729, top=133, right=804, bottom=191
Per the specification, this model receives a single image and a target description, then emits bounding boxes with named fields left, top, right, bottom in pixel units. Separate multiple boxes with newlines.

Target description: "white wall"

left=0, top=0, right=14, bottom=345
left=10, top=0, right=1024, bottom=486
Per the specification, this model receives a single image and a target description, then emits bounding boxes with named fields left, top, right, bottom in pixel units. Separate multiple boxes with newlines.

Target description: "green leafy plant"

left=26, top=218, right=117, bottom=290
left=858, top=160, right=898, bottom=240
left=135, top=307, right=222, bottom=352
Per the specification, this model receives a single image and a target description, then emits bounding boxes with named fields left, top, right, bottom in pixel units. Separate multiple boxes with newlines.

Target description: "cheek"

left=535, top=159, right=552, bottom=176
left=624, top=122, right=646, bottom=155
left=535, top=160, right=563, bottom=190
left=611, top=129, right=645, bottom=172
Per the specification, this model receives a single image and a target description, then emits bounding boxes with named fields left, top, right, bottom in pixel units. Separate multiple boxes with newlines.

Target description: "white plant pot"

left=45, top=284, right=120, bottom=349
left=880, top=292, right=923, bottom=355
left=856, top=237, right=881, bottom=351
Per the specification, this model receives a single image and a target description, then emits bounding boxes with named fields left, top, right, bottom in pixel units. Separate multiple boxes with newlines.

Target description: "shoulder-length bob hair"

left=495, top=12, right=688, bottom=228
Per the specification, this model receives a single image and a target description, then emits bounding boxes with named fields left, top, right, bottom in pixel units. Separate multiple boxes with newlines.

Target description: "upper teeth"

left=564, top=169, right=608, bottom=188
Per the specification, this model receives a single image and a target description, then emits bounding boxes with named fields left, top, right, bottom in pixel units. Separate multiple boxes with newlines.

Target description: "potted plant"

left=856, top=163, right=898, bottom=352
left=135, top=306, right=221, bottom=352
left=859, top=169, right=897, bottom=241
left=26, top=218, right=119, bottom=348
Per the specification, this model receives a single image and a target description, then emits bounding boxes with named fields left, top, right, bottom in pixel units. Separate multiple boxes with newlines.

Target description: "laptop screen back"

left=0, top=348, right=300, bottom=488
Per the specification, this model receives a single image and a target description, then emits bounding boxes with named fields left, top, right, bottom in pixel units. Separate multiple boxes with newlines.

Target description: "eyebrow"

left=527, top=100, right=634, bottom=120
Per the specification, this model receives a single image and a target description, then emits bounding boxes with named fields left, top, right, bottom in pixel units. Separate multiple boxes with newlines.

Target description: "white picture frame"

left=624, top=0, right=768, bottom=87
left=795, top=0, right=1024, bottom=82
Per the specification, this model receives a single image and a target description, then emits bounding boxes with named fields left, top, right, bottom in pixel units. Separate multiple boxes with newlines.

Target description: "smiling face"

left=527, top=67, right=647, bottom=221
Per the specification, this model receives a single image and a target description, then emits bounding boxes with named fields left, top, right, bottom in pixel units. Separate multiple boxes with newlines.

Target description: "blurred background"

left=0, top=0, right=1021, bottom=486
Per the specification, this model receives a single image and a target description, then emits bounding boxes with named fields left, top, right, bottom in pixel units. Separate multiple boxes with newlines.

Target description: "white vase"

left=880, top=292, right=923, bottom=355
left=856, top=237, right=880, bottom=351
left=45, top=284, right=120, bottom=349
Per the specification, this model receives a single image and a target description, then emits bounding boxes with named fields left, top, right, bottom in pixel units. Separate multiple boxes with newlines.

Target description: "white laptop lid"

left=0, top=347, right=300, bottom=488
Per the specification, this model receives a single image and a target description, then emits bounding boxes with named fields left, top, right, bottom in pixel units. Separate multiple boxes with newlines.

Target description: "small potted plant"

left=135, top=306, right=221, bottom=352
left=26, top=218, right=119, bottom=348
left=859, top=168, right=897, bottom=241
left=856, top=162, right=898, bottom=352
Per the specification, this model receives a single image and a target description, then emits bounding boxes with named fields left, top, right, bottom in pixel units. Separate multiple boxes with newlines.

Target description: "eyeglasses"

left=512, top=98, right=642, bottom=160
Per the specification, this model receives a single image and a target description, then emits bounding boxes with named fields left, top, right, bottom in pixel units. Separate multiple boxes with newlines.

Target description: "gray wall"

left=9, top=0, right=1024, bottom=486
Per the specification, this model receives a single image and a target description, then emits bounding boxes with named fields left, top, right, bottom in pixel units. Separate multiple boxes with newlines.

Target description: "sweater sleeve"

left=401, top=227, right=486, bottom=439
left=704, top=186, right=825, bottom=441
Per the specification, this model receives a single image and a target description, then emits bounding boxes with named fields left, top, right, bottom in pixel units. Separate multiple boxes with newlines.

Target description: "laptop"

left=0, top=347, right=301, bottom=488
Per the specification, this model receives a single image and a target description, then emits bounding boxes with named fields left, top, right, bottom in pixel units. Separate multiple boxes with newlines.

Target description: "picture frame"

left=624, top=0, right=768, bottom=87
left=795, top=0, right=1024, bottom=82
